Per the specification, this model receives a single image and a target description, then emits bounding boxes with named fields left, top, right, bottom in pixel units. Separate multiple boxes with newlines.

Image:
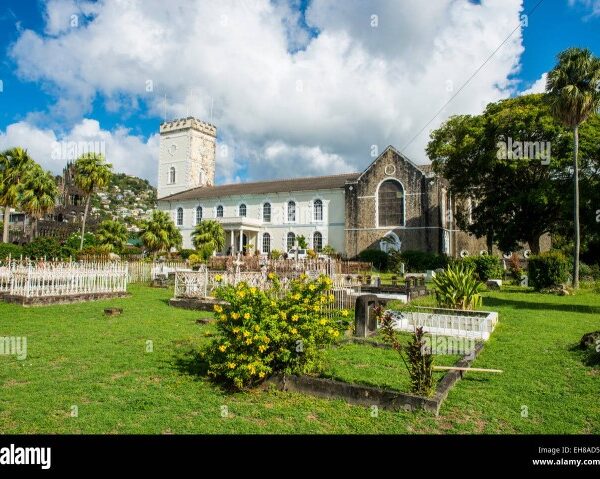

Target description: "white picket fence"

left=1, top=262, right=128, bottom=298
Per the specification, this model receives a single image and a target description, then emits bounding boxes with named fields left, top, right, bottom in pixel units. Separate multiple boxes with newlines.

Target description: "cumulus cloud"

left=9, top=0, right=526, bottom=183
left=521, top=72, right=547, bottom=95
left=568, top=0, right=600, bottom=18
left=0, top=119, right=159, bottom=182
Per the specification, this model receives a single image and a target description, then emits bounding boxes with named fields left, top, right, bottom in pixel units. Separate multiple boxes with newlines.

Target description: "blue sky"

left=0, top=0, right=599, bottom=185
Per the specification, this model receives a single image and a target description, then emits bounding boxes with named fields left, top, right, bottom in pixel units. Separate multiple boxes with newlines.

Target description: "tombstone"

left=520, top=275, right=528, bottom=287
left=486, top=279, right=502, bottom=290
left=372, top=276, right=381, bottom=287
left=354, top=294, right=387, bottom=337
left=426, top=270, right=436, bottom=281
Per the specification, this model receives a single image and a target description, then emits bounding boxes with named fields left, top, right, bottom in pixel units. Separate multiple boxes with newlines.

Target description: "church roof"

left=159, top=172, right=361, bottom=201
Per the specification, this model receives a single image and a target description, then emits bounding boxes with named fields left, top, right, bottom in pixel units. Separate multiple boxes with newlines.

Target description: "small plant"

left=507, top=252, right=524, bottom=283
left=432, top=263, right=483, bottom=310
left=269, top=249, right=282, bottom=260
left=321, top=245, right=336, bottom=256
left=528, top=251, right=569, bottom=290
left=296, top=235, right=308, bottom=249
left=357, top=249, right=389, bottom=271
left=376, top=306, right=434, bottom=397
left=461, top=255, right=503, bottom=281
left=307, top=248, right=317, bottom=258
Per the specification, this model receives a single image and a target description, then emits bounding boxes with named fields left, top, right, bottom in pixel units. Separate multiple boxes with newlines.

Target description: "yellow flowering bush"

left=205, top=274, right=345, bottom=390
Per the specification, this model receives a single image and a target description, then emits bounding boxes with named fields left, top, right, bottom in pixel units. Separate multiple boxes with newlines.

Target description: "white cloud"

left=0, top=120, right=159, bottom=183
left=9, top=0, right=526, bottom=183
left=521, top=72, right=547, bottom=95
left=568, top=0, right=600, bottom=17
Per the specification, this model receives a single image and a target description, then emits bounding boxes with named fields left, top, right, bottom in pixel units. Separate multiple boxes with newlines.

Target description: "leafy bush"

left=507, top=252, right=524, bottom=282
left=321, top=245, right=336, bottom=256
left=579, top=262, right=600, bottom=281
left=398, top=250, right=448, bottom=272
left=460, top=255, right=503, bottom=281
left=178, top=249, right=196, bottom=260
left=307, top=249, right=317, bottom=258
left=121, top=245, right=143, bottom=256
left=432, top=263, right=483, bottom=310
left=205, top=274, right=348, bottom=390
left=357, top=249, right=389, bottom=271
left=269, top=249, right=282, bottom=260
left=528, top=251, right=569, bottom=290
left=76, top=245, right=113, bottom=259
left=0, top=243, right=23, bottom=260
left=23, top=237, right=63, bottom=259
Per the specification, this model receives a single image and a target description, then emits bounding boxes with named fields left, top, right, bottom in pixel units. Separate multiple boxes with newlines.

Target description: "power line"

left=400, top=0, right=548, bottom=154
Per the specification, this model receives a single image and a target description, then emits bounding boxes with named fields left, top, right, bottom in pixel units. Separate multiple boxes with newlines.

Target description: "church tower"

left=157, top=117, right=217, bottom=199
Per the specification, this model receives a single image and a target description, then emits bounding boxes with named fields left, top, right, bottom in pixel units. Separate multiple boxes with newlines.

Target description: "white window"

left=287, top=201, right=296, bottom=222
left=263, top=203, right=271, bottom=222
left=196, top=206, right=203, bottom=225
left=169, top=167, right=176, bottom=185
left=314, top=199, right=323, bottom=221
left=287, top=232, right=296, bottom=251
left=239, top=204, right=247, bottom=217
left=313, top=231, right=323, bottom=252
left=262, top=233, right=271, bottom=254
left=216, top=205, right=224, bottom=218
left=176, top=207, right=183, bottom=226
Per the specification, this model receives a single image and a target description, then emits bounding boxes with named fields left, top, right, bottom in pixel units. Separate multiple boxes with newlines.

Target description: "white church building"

left=156, top=117, right=490, bottom=258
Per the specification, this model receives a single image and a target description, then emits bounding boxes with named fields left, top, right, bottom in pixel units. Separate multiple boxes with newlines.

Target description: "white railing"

left=5, top=262, right=128, bottom=298
left=388, top=307, right=498, bottom=340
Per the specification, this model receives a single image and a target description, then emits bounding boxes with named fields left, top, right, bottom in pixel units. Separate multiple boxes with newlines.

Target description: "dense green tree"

left=191, top=220, right=225, bottom=260
left=96, top=219, right=129, bottom=253
left=20, top=165, right=58, bottom=241
left=0, top=147, right=35, bottom=243
left=140, top=210, right=182, bottom=259
left=428, top=94, right=572, bottom=255
left=546, top=47, right=600, bottom=288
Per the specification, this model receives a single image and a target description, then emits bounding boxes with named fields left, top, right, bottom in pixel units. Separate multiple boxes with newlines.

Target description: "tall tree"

left=73, top=153, right=112, bottom=250
left=191, top=219, right=225, bottom=259
left=0, top=147, right=35, bottom=243
left=20, top=165, right=58, bottom=241
left=96, top=219, right=129, bottom=253
left=546, top=47, right=600, bottom=288
left=140, top=210, right=182, bottom=259
left=428, top=94, right=571, bottom=255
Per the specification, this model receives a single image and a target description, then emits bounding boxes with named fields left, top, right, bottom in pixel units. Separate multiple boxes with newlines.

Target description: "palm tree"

left=96, top=219, right=129, bottom=253
left=191, top=219, right=225, bottom=260
left=73, top=153, right=112, bottom=250
left=0, top=147, right=35, bottom=243
left=140, top=210, right=182, bottom=259
left=20, top=165, right=58, bottom=241
left=546, top=48, right=600, bottom=288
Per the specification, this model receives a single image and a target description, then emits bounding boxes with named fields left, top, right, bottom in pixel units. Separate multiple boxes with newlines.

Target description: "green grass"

left=321, top=342, right=460, bottom=391
left=0, top=284, right=598, bottom=434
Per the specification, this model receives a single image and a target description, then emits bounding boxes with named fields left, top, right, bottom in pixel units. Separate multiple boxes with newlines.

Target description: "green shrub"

left=460, top=255, right=503, bottom=281
left=528, top=251, right=569, bottom=290
left=358, top=249, right=389, bottom=271
left=0, top=243, right=23, bottom=260
left=269, top=249, right=282, bottom=260
left=399, top=250, right=448, bottom=272
left=178, top=249, right=196, bottom=260
left=23, top=237, right=63, bottom=259
left=432, top=263, right=483, bottom=310
left=121, top=245, right=143, bottom=256
left=205, top=274, right=347, bottom=390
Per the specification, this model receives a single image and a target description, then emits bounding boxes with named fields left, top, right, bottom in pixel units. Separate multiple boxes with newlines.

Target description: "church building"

left=156, top=117, right=489, bottom=258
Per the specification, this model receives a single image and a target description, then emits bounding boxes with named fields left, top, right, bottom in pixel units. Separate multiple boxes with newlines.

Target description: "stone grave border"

left=264, top=341, right=484, bottom=415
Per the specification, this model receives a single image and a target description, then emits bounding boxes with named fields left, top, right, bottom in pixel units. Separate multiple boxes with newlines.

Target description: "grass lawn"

left=0, top=284, right=598, bottom=434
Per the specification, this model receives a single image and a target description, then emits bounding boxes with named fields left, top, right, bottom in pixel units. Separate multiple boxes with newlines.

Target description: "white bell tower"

left=157, top=117, right=217, bottom=199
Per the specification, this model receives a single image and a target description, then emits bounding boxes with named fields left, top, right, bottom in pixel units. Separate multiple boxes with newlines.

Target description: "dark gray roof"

left=159, top=172, right=361, bottom=201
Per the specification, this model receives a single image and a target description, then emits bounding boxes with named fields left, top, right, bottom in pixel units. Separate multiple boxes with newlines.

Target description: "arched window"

left=176, top=207, right=183, bottom=226
left=169, top=167, right=176, bottom=184
left=196, top=206, right=203, bottom=225
left=239, top=204, right=247, bottom=217
left=287, top=201, right=296, bottom=222
left=262, top=233, right=271, bottom=254
left=287, top=232, right=296, bottom=251
left=263, top=202, right=271, bottom=222
left=313, top=199, right=323, bottom=221
left=216, top=205, right=224, bottom=218
left=378, top=179, right=404, bottom=227
left=313, top=231, right=323, bottom=252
